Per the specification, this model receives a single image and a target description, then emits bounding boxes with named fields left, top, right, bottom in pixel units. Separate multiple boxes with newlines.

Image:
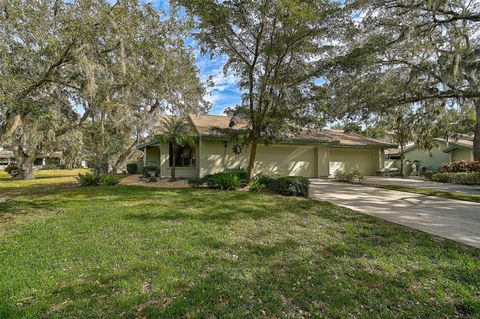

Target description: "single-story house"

left=137, top=114, right=397, bottom=178
left=386, top=137, right=474, bottom=171
left=442, top=139, right=474, bottom=162
left=0, top=148, right=64, bottom=170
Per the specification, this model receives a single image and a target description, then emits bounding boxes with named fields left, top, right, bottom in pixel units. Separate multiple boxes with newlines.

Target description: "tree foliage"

left=326, top=0, right=480, bottom=159
left=176, top=0, right=345, bottom=181
left=0, top=0, right=208, bottom=178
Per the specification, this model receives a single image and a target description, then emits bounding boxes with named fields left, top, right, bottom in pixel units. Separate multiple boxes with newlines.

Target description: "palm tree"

left=159, top=117, right=195, bottom=181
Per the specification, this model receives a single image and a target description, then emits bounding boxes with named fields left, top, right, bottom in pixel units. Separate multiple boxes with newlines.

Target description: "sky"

left=145, top=0, right=241, bottom=115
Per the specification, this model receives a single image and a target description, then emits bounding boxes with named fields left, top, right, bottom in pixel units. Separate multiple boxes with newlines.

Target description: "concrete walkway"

left=310, top=179, right=480, bottom=248
left=363, top=176, right=480, bottom=195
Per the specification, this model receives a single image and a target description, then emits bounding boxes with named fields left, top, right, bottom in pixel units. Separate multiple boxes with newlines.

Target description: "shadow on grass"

left=31, top=231, right=480, bottom=318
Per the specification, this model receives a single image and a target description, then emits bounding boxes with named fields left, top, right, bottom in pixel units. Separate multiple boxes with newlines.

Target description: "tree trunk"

left=400, top=142, right=405, bottom=177
left=247, top=138, right=258, bottom=183
left=18, top=155, right=34, bottom=180
left=170, top=143, right=177, bottom=181
left=474, top=99, right=480, bottom=161
left=11, top=141, right=35, bottom=180
left=112, top=140, right=138, bottom=174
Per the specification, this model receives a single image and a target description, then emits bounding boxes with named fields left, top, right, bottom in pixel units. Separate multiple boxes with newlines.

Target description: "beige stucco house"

left=137, top=114, right=396, bottom=178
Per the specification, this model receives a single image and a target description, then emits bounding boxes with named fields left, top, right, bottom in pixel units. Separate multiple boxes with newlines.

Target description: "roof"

left=144, top=114, right=396, bottom=148
left=0, top=150, right=14, bottom=158
left=322, top=129, right=396, bottom=147
left=187, top=114, right=394, bottom=147
left=443, top=139, right=473, bottom=153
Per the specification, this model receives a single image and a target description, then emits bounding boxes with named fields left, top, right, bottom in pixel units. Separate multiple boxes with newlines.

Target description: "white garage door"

left=329, top=148, right=375, bottom=176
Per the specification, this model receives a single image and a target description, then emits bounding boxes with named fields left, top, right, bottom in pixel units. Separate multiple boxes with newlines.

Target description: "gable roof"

left=147, top=114, right=396, bottom=148
left=443, top=139, right=474, bottom=153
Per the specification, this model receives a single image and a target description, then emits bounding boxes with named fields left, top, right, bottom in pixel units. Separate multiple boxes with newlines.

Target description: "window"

left=169, top=143, right=196, bottom=167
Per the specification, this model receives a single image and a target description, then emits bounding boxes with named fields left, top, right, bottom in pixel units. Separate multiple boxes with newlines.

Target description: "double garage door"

left=328, top=148, right=376, bottom=176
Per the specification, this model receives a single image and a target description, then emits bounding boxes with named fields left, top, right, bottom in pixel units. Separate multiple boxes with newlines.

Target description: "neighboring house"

left=442, top=139, right=474, bottom=162
left=0, top=147, right=65, bottom=170
left=137, top=114, right=396, bottom=178
left=386, top=137, right=474, bottom=171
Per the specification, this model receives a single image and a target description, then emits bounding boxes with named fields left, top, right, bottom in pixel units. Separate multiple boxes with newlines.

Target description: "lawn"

left=0, top=172, right=479, bottom=318
left=378, top=184, right=480, bottom=203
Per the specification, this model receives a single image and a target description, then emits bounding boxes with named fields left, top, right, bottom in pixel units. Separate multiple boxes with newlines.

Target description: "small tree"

left=158, top=117, right=194, bottom=181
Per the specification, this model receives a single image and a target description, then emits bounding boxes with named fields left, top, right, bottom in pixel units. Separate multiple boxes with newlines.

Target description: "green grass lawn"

left=0, top=172, right=479, bottom=318
left=378, top=184, right=480, bottom=203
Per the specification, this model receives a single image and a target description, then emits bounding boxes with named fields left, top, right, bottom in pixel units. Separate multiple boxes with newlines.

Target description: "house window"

left=0, top=158, right=9, bottom=165
left=169, top=143, right=196, bottom=167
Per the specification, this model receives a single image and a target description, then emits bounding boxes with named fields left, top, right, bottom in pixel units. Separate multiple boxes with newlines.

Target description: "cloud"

left=196, top=54, right=242, bottom=115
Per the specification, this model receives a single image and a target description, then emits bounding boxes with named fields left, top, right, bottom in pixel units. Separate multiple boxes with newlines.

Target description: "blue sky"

left=145, top=0, right=241, bottom=115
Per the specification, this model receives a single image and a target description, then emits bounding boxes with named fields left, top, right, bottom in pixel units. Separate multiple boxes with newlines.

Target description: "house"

left=137, top=114, right=396, bottom=178
left=442, top=139, right=474, bottom=162
left=0, top=147, right=65, bottom=170
left=386, top=137, right=474, bottom=172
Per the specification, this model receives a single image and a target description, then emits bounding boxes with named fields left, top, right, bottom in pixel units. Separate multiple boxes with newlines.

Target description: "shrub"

left=257, top=173, right=286, bottom=188
left=212, top=172, right=239, bottom=190
left=225, top=169, right=248, bottom=184
left=77, top=172, right=99, bottom=186
left=143, top=165, right=159, bottom=177
left=4, top=163, right=19, bottom=176
left=188, top=177, right=204, bottom=188
left=431, top=172, right=480, bottom=185
left=423, top=170, right=436, bottom=180
left=100, top=175, right=121, bottom=186
left=204, top=169, right=248, bottom=189
left=147, top=176, right=157, bottom=183
left=334, top=170, right=363, bottom=184
left=270, top=176, right=310, bottom=197
left=249, top=179, right=265, bottom=193
left=442, top=161, right=480, bottom=173
left=126, top=163, right=138, bottom=174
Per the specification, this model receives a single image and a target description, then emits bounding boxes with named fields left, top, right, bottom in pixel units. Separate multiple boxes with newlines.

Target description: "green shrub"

left=204, top=170, right=248, bottom=189
left=147, top=176, right=157, bottom=183
left=249, top=179, right=265, bottom=193
left=4, top=163, right=19, bottom=176
left=270, top=176, right=310, bottom=197
left=188, top=177, right=205, bottom=188
left=143, top=166, right=159, bottom=177
left=257, top=173, right=286, bottom=188
left=77, top=172, right=99, bottom=186
left=225, top=169, right=248, bottom=184
left=431, top=172, right=480, bottom=185
left=334, top=170, right=363, bottom=184
left=423, top=170, right=436, bottom=180
left=100, top=175, right=121, bottom=186
left=212, top=172, right=239, bottom=190
left=126, top=163, right=138, bottom=174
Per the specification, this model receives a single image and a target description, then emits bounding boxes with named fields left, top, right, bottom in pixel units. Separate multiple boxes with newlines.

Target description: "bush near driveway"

left=258, top=174, right=310, bottom=197
left=333, top=170, right=364, bottom=184
left=431, top=172, right=480, bottom=185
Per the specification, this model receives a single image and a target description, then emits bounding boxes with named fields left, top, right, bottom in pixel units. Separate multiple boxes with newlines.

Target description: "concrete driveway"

left=363, top=176, right=480, bottom=195
left=310, top=179, right=480, bottom=248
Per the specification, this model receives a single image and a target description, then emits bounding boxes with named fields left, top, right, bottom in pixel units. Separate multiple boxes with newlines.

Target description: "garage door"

left=329, top=148, right=375, bottom=176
